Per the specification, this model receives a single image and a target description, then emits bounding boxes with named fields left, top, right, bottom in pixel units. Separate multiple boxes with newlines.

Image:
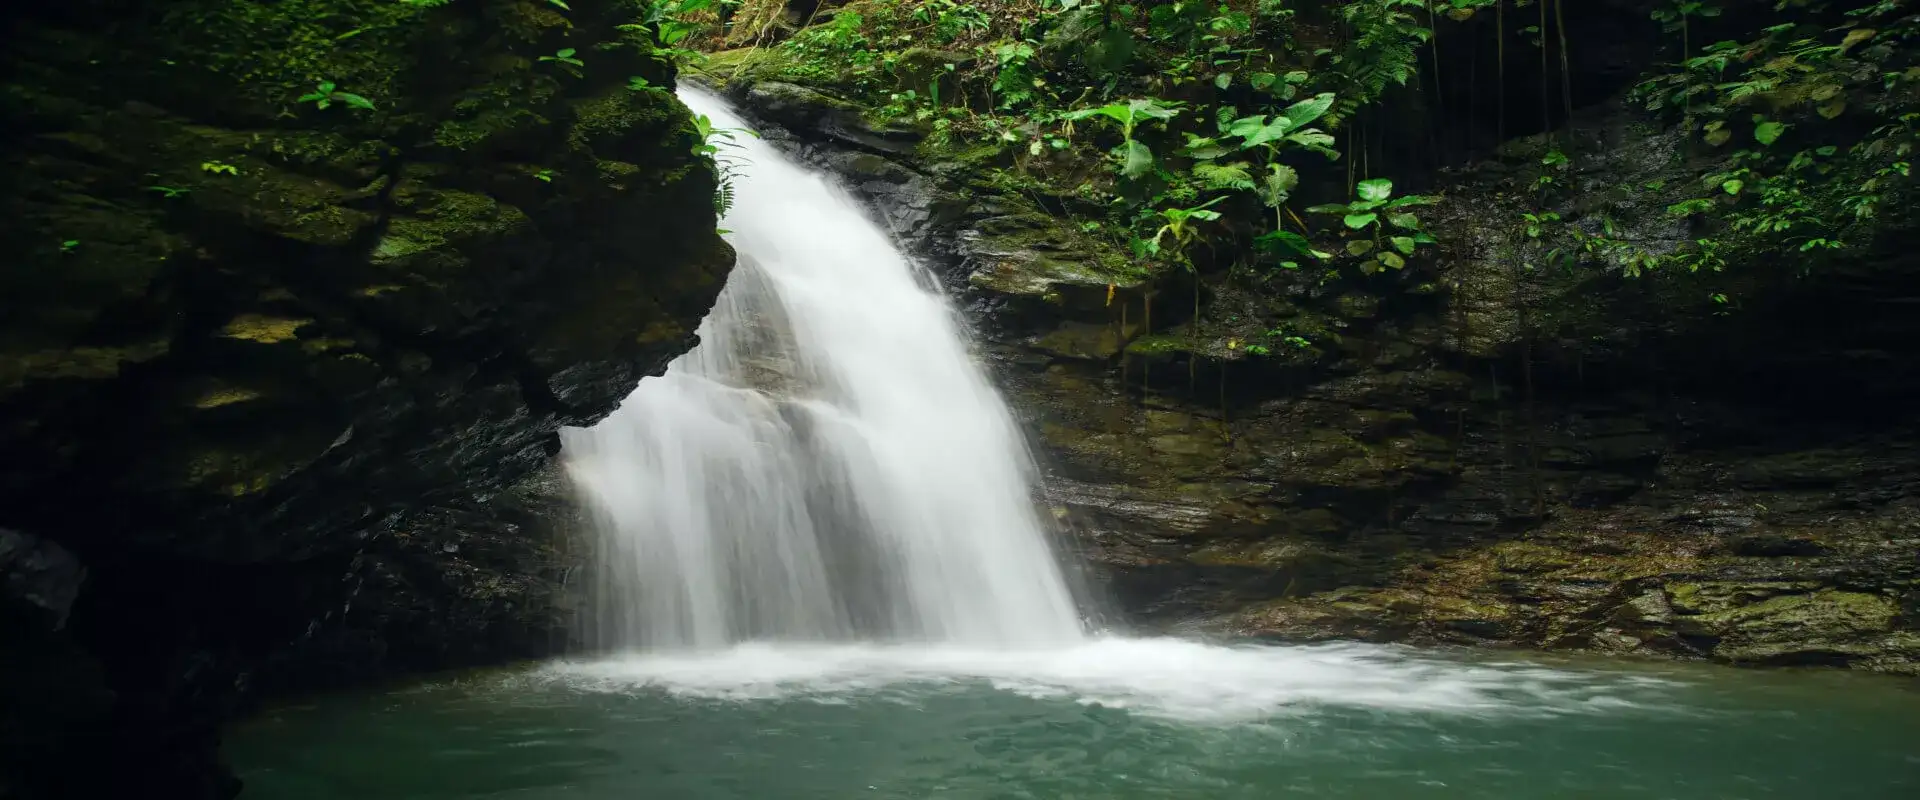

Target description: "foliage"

left=297, top=80, right=376, bottom=111
left=1062, top=98, right=1182, bottom=179
left=1628, top=0, right=1920, bottom=272
left=1303, top=178, right=1439, bottom=273
left=692, top=112, right=757, bottom=216
left=727, top=0, right=1486, bottom=301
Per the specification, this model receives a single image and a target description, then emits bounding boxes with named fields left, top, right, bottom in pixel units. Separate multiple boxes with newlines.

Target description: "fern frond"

left=1193, top=162, right=1257, bottom=191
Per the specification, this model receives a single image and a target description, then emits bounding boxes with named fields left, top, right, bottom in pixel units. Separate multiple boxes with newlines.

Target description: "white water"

left=561, top=87, right=1082, bottom=650
left=539, top=638, right=1674, bottom=724
left=554, top=89, right=1671, bottom=725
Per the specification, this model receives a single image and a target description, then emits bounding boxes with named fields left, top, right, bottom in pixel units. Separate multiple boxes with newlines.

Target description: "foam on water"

left=539, top=638, right=1673, bottom=724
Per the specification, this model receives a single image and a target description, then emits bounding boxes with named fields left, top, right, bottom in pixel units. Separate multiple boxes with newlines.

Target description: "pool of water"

left=231, top=638, right=1920, bottom=799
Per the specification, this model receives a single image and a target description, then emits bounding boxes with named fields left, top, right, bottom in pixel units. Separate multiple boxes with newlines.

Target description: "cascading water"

left=561, top=87, right=1084, bottom=651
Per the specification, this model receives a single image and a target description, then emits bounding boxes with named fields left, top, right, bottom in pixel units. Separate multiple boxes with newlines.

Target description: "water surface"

left=232, top=638, right=1920, bottom=799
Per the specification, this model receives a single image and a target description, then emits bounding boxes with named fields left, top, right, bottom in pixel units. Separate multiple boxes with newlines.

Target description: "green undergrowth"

left=1501, top=0, right=1920, bottom=305
left=672, top=0, right=1920, bottom=352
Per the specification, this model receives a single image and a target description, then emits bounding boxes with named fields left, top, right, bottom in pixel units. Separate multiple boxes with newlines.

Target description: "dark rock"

left=1, top=2, right=732, bottom=797
left=1729, top=534, right=1830, bottom=558
left=0, top=529, right=85, bottom=630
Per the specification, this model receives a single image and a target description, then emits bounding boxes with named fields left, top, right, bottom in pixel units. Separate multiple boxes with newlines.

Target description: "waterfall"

left=560, top=87, right=1085, bottom=651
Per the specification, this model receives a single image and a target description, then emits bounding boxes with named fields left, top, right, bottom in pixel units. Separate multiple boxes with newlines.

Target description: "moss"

left=298, top=337, right=357, bottom=355
left=376, top=189, right=530, bottom=272
left=569, top=89, right=683, bottom=154
left=1124, top=334, right=1190, bottom=356
left=192, top=386, right=266, bottom=409
left=159, top=0, right=427, bottom=118
left=0, top=342, right=173, bottom=392
left=1684, top=588, right=1898, bottom=638
left=219, top=315, right=310, bottom=344
left=1489, top=541, right=1580, bottom=573
left=1667, top=581, right=1820, bottom=616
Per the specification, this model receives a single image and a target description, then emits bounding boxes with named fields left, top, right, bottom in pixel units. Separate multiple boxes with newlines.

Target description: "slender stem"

left=1540, top=0, right=1550, bottom=137
left=1556, top=0, right=1573, bottom=141
left=1497, top=0, right=1506, bottom=146
left=1429, top=3, right=1445, bottom=155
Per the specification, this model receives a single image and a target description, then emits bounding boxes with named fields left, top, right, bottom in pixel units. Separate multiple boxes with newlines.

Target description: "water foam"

left=540, top=638, right=1670, bottom=724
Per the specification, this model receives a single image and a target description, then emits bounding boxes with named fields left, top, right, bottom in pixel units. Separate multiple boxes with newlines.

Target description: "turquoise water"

left=231, top=638, right=1920, bottom=799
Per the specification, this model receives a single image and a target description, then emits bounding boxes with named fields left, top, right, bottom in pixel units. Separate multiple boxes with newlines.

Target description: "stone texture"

left=713, top=56, right=1920, bottom=678
left=0, top=3, right=732, bottom=798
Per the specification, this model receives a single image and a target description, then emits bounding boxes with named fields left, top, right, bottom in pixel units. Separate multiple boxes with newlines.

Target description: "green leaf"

left=334, top=92, right=376, bottom=110
left=1303, top=203, right=1349, bottom=215
left=1384, top=194, right=1438, bottom=208
left=556, top=48, right=577, bottom=58
left=547, top=0, right=571, bottom=9
left=1249, top=72, right=1279, bottom=91
left=1257, top=164, right=1299, bottom=207
left=1390, top=236, right=1417, bottom=255
left=1347, top=239, right=1376, bottom=255
left=1282, top=93, right=1336, bottom=129
left=1387, top=212, right=1420, bottom=230
left=1181, top=134, right=1232, bottom=160
left=1285, top=129, right=1339, bottom=156
left=1343, top=213, right=1378, bottom=230
left=1255, top=230, right=1317, bottom=257
left=1128, top=97, right=1180, bottom=121
left=1356, top=178, right=1393, bottom=202
left=1753, top=120, right=1786, bottom=145
left=1215, top=72, right=1233, bottom=90
left=1120, top=140, right=1154, bottom=179
left=1189, top=209, right=1223, bottom=222
left=1379, top=251, right=1407, bottom=269
left=1227, top=115, right=1293, bottom=149
left=1721, top=178, right=1744, bottom=195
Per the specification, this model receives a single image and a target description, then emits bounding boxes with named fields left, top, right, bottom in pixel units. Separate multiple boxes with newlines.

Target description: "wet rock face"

left=715, top=59, right=1920, bottom=676
left=1, top=2, right=731, bottom=798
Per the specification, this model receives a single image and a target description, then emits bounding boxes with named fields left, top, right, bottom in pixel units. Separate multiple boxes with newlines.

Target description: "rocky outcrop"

left=705, top=47, right=1920, bottom=677
left=1, top=2, right=731, bottom=797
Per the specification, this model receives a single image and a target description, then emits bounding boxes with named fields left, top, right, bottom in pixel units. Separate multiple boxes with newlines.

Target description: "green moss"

left=569, top=90, right=680, bottom=153
left=1687, top=589, right=1898, bottom=638
left=0, top=342, right=173, bottom=392
left=192, top=386, right=266, bottom=409
left=219, top=315, right=310, bottom=344
left=1124, top=334, right=1190, bottom=356
left=160, top=0, right=427, bottom=116
left=375, top=189, right=529, bottom=271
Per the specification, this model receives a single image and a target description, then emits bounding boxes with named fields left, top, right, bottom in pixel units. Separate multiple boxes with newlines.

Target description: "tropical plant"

left=297, top=80, right=375, bottom=111
left=692, top=113, right=757, bottom=216
left=1062, top=98, right=1183, bottom=179
left=539, top=48, right=585, bottom=77
left=1304, top=178, right=1437, bottom=272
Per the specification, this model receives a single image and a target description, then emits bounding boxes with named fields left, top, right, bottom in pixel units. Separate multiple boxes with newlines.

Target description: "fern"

left=1326, top=0, right=1432, bottom=125
left=1193, top=162, right=1256, bottom=191
left=714, top=162, right=741, bottom=216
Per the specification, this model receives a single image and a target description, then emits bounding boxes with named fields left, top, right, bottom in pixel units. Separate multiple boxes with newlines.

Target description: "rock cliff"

left=0, top=2, right=730, bottom=797
left=700, top=5, right=1919, bottom=678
